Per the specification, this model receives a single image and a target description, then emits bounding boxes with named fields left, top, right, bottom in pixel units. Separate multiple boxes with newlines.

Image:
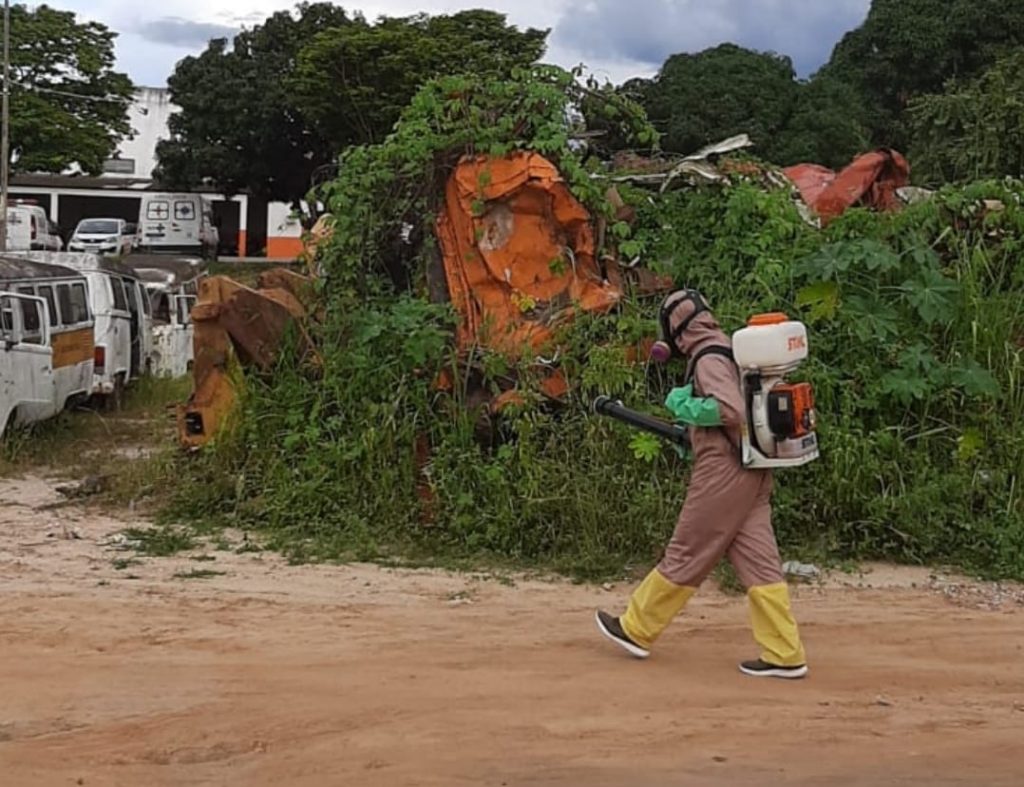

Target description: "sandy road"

left=1, top=473, right=1023, bottom=787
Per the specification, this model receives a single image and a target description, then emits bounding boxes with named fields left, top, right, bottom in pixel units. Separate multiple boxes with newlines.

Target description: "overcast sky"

left=57, top=0, right=871, bottom=87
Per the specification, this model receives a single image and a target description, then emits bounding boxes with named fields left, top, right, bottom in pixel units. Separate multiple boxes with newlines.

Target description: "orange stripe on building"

left=266, top=237, right=304, bottom=259
left=52, top=328, right=94, bottom=369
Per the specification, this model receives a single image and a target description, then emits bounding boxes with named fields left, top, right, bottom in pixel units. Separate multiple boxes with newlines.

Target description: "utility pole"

left=0, top=0, right=9, bottom=253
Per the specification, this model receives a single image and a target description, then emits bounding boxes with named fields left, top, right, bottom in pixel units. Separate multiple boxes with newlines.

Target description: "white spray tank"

left=731, top=314, right=819, bottom=469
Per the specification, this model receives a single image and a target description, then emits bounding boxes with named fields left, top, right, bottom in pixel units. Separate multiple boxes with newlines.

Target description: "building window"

left=103, top=158, right=136, bottom=175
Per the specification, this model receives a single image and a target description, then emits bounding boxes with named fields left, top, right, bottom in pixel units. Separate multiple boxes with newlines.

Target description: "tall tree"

left=823, top=0, right=1024, bottom=147
left=577, top=76, right=655, bottom=159
left=9, top=4, right=133, bottom=174
left=290, top=10, right=547, bottom=150
left=155, top=3, right=353, bottom=204
left=909, top=52, right=1024, bottom=184
left=771, top=77, right=870, bottom=169
left=157, top=6, right=547, bottom=205
left=643, top=44, right=800, bottom=161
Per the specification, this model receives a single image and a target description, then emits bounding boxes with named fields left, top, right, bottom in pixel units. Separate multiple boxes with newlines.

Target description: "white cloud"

left=553, top=0, right=872, bottom=77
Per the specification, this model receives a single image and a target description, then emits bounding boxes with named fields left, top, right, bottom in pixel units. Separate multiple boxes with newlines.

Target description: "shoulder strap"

left=684, top=345, right=735, bottom=388
left=684, top=345, right=742, bottom=457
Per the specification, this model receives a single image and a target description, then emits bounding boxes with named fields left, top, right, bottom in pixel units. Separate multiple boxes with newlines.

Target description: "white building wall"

left=105, top=87, right=178, bottom=180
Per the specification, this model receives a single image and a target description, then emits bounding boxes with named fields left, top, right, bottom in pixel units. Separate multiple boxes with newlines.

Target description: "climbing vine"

left=314, top=65, right=656, bottom=297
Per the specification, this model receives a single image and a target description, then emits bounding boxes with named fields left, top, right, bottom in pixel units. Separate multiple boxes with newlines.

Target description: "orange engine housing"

left=767, top=382, right=816, bottom=439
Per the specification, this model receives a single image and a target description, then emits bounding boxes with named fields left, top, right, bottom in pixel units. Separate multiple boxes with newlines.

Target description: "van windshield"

left=77, top=219, right=120, bottom=234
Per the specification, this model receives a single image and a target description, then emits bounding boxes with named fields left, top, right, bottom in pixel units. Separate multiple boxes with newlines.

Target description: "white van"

left=138, top=268, right=200, bottom=378
left=11, top=252, right=153, bottom=407
left=5, top=202, right=63, bottom=252
left=68, top=218, right=135, bottom=257
left=138, top=193, right=219, bottom=259
left=1, top=257, right=94, bottom=436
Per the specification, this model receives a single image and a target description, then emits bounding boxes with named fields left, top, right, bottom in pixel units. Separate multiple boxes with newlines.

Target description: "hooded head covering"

left=661, top=290, right=731, bottom=371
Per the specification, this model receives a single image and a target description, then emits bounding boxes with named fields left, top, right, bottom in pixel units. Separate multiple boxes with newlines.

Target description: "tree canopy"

left=643, top=44, right=799, bottom=161
left=593, top=0, right=1024, bottom=176
left=291, top=10, right=546, bottom=150
left=155, top=3, right=353, bottom=204
left=909, top=52, right=1024, bottom=184
left=9, top=4, right=133, bottom=174
left=768, top=77, right=870, bottom=170
left=156, top=0, right=1024, bottom=195
left=823, top=0, right=1024, bottom=147
left=156, top=5, right=548, bottom=205
left=618, top=44, right=866, bottom=169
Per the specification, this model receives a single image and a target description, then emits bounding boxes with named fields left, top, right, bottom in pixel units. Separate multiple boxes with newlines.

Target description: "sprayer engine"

left=732, top=314, right=819, bottom=469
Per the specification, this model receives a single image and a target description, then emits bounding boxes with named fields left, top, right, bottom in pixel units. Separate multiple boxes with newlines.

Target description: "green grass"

left=123, top=526, right=197, bottom=557
left=0, top=375, right=197, bottom=516
left=0, top=376, right=189, bottom=473
left=207, top=260, right=303, bottom=287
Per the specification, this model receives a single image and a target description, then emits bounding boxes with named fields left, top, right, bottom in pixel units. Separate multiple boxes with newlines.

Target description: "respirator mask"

left=649, top=289, right=710, bottom=363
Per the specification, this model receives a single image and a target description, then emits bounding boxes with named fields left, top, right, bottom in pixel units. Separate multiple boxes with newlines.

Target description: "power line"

left=8, top=79, right=130, bottom=104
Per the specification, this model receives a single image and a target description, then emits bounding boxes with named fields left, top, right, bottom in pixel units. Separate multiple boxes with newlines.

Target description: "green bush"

left=167, top=69, right=1024, bottom=581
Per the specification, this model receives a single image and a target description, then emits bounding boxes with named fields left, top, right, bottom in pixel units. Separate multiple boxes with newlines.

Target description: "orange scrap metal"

left=435, top=152, right=623, bottom=358
left=784, top=149, right=910, bottom=223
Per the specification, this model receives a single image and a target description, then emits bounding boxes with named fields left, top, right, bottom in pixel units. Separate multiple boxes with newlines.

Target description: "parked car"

left=4, top=202, right=63, bottom=252
left=67, top=218, right=135, bottom=257
left=137, top=193, right=219, bottom=259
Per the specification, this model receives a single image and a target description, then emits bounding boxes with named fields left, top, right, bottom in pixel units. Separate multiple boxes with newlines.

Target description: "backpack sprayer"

left=594, top=294, right=819, bottom=470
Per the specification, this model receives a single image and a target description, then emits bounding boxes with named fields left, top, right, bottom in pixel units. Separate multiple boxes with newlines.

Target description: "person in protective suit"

left=595, top=289, right=808, bottom=679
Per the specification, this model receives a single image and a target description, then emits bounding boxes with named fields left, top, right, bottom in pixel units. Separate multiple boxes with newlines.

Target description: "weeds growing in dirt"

left=124, top=526, right=197, bottom=557
left=172, top=569, right=226, bottom=580
left=0, top=376, right=189, bottom=474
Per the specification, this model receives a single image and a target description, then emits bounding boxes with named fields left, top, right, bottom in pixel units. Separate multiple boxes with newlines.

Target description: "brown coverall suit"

left=619, top=301, right=806, bottom=667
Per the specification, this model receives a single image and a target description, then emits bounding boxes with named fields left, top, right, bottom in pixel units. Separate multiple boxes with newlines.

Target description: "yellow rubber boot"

left=620, top=569, right=696, bottom=650
left=747, top=582, right=806, bottom=667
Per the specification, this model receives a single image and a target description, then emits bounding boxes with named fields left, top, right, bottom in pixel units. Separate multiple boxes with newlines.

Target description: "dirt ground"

left=1, top=473, right=1023, bottom=787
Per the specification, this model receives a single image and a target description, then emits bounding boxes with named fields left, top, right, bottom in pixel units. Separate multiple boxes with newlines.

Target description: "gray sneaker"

left=595, top=610, right=650, bottom=659
left=739, top=658, right=808, bottom=679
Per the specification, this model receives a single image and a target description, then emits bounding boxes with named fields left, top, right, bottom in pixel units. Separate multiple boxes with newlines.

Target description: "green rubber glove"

left=665, top=384, right=723, bottom=427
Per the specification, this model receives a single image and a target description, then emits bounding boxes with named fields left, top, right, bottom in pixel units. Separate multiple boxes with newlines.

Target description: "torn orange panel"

left=492, top=390, right=527, bottom=412
left=436, top=152, right=622, bottom=358
left=433, top=368, right=454, bottom=392
left=624, top=337, right=657, bottom=365
left=783, top=163, right=836, bottom=210
left=784, top=149, right=910, bottom=223
left=539, top=369, right=569, bottom=400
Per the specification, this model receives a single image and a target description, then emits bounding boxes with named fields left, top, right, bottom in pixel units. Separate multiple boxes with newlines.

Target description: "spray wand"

left=592, top=396, right=691, bottom=450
